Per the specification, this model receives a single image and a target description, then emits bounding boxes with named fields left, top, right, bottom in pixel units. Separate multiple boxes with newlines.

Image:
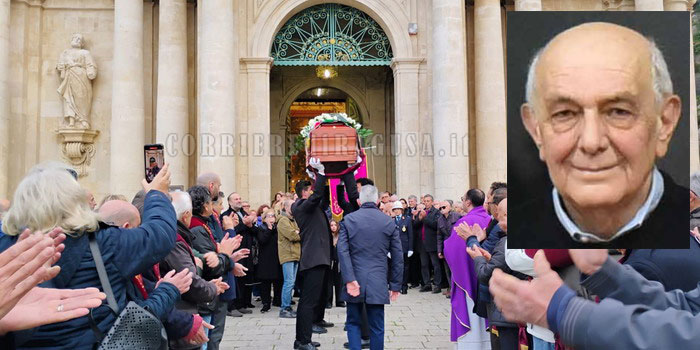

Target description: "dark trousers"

left=491, top=326, right=518, bottom=350
left=259, top=278, right=282, bottom=307
left=295, top=265, right=330, bottom=345
left=443, top=258, right=452, bottom=289
left=419, top=245, right=442, bottom=287
left=401, top=253, right=410, bottom=287
left=346, top=302, right=384, bottom=350
left=232, top=283, right=252, bottom=310
left=326, top=261, right=343, bottom=305
left=409, top=240, right=422, bottom=286
left=206, top=297, right=227, bottom=350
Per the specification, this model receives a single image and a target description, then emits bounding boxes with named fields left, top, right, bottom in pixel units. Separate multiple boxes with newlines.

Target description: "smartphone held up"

left=144, top=144, right=164, bottom=183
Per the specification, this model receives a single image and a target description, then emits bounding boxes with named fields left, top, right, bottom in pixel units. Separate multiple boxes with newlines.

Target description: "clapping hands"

left=466, top=245, right=492, bottom=261
left=455, top=222, right=486, bottom=242
left=158, top=269, right=193, bottom=294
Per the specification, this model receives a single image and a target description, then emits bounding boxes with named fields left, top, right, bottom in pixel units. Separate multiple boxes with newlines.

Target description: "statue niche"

left=56, top=33, right=97, bottom=129
left=55, top=33, right=99, bottom=178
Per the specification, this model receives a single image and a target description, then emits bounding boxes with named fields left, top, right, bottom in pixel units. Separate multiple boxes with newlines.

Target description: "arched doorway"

left=284, top=87, right=364, bottom=190
left=268, top=3, right=396, bottom=193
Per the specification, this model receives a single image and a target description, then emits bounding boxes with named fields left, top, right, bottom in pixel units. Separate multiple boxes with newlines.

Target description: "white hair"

left=2, top=161, right=99, bottom=236
left=359, top=185, right=379, bottom=204
left=525, top=38, right=673, bottom=110
left=170, top=191, right=192, bottom=220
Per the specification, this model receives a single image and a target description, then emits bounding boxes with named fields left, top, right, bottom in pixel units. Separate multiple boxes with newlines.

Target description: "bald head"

left=98, top=200, right=141, bottom=228
left=197, top=172, right=221, bottom=201
left=527, top=22, right=672, bottom=112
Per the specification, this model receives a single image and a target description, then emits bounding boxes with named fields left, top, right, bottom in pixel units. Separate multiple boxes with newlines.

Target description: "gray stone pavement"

left=220, top=287, right=454, bottom=350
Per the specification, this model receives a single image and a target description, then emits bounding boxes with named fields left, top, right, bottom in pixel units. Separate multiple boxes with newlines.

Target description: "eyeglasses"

left=265, top=214, right=276, bottom=218
left=439, top=206, right=447, bottom=210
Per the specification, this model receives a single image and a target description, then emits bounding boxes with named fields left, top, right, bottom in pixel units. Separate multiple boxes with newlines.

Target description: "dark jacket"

left=691, top=207, right=700, bottom=230
left=189, top=214, right=235, bottom=314
left=473, top=236, right=528, bottom=327
left=337, top=202, right=404, bottom=304
left=189, top=215, right=235, bottom=281
left=292, top=174, right=333, bottom=272
left=335, top=172, right=361, bottom=215
left=160, top=221, right=218, bottom=313
left=509, top=171, right=689, bottom=249
left=437, top=212, right=462, bottom=254
left=227, top=208, right=259, bottom=284
left=418, top=206, right=440, bottom=252
left=621, top=234, right=700, bottom=292
left=256, top=224, right=282, bottom=280
left=393, top=214, right=413, bottom=254
left=1, top=190, right=177, bottom=350
left=467, top=222, right=505, bottom=255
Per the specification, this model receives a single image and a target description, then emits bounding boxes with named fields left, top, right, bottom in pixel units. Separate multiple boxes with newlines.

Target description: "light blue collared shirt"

left=552, top=167, right=664, bottom=244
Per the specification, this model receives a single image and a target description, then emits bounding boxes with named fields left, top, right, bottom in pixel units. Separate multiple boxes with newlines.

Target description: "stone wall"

left=9, top=0, right=115, bottom=199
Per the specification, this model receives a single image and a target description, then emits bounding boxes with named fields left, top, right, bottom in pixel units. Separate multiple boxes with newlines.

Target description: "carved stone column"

left=0, top=0, right=8, bottom=197
left=197, top=0, right=236, bottom=193
left=391, top=58, right=423, bottom=198
left=432, top=0, right=469, bottom=199
left=474, top=0, right=507, bottom=190
left=111, top=0, right=145, bottom=196
left=241, top=57, right=272, bottom=206
left=156, top=0, right=189, bottom=187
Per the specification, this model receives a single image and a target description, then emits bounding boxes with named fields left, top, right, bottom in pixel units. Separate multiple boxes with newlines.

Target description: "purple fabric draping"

left=444, top=206, right=491, bottom=342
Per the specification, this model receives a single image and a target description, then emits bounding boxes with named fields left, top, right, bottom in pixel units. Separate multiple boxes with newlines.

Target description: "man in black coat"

left=337, top=185, right=404, bottom=350
left=292, top=161, right=336, bottom=350
left=391, top=201, right=413, bottom=294
left=223, top=191, right=259, bottom=315
left=416, top=194, right=442, bottom=293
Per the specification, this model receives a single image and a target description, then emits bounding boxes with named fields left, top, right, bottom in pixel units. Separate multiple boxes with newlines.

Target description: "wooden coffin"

left=307, top=122, right=359, bottom=163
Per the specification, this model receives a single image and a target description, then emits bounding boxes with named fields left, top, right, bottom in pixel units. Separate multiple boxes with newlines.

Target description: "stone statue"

left=56, top=33, right=97, bottom=129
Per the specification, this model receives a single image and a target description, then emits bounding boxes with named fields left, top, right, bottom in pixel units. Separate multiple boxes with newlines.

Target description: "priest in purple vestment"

left=444, top=189, right=492, bottom=349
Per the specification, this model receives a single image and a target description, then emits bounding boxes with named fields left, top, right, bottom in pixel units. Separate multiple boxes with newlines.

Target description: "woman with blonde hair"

left=0, top=161, right=179, bottom=349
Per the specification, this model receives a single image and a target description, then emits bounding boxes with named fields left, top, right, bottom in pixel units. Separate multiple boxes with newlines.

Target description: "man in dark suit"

left=292, top=161, right=335, bottom=350
left=416, top=194, right=442, bottom=293
left=391, top=201, right=413, bottom=294
left=338, top=185, right=404, bottom=350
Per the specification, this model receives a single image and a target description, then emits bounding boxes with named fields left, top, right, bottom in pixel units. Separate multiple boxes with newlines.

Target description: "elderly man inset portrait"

left=508, top=15, right=689, bottom=249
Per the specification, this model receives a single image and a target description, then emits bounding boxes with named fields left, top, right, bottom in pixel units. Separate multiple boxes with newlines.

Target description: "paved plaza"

left=221, top=288, right=455, bottom=350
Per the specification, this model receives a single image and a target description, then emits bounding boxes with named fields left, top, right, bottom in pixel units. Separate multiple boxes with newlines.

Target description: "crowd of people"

left=0, top=158, right=471, bottom=350
left=0, top=158, right=699, bottom=350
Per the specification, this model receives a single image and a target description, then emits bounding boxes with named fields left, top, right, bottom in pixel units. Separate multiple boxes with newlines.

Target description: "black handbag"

left=87, top=232, right=168, bottom=350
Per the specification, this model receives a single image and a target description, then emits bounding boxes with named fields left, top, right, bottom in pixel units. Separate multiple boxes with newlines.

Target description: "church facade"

left=0, top=0, right=696, bottom=206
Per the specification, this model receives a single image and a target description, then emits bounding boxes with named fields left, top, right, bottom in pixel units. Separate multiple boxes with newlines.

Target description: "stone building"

left=0, top=0, right=696, bottom=206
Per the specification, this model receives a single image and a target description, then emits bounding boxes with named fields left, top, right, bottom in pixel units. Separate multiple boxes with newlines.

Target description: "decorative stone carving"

left=56, top=33, right=97, bottom=129
left=56, top=128, right=99, bottom=178
left=602, top=0, right=635, bottom=10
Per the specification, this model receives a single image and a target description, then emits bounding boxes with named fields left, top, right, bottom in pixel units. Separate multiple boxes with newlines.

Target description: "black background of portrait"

left=507, top=11, right=690, bottom=229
